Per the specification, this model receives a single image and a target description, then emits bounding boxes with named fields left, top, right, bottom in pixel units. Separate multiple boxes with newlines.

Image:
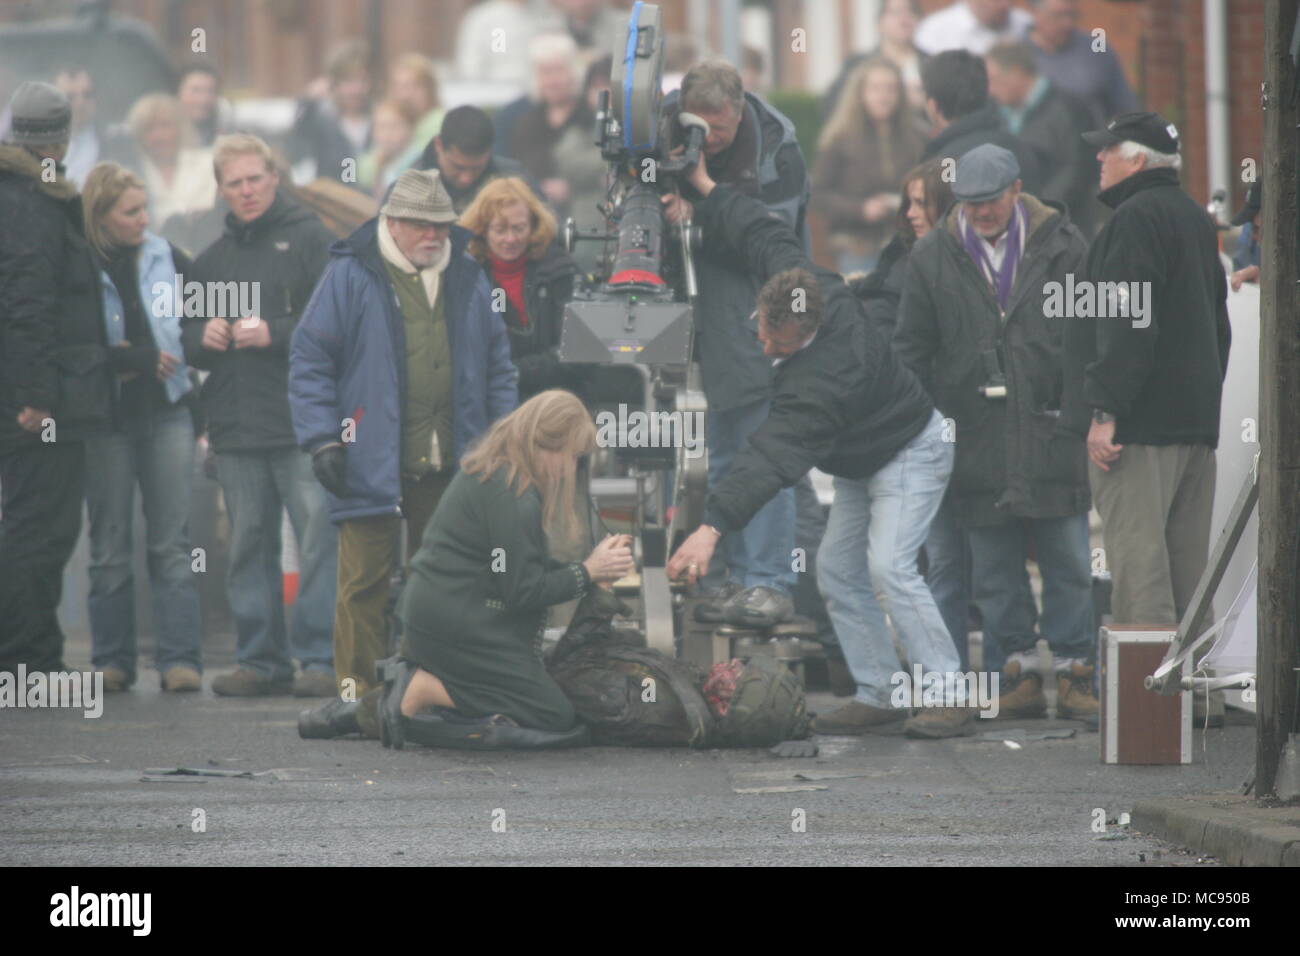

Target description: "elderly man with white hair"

left=497, top=31, right=592, bottom=216
left=1061, top=112, right=1231, bottom=641
left=289, top=168, right=517, bottom=737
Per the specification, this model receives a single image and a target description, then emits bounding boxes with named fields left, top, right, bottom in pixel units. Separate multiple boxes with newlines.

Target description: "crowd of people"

left=0, top=0, right=1247, bottom=748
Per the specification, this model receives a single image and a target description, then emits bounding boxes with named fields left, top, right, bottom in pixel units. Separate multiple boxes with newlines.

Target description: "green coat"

left=397, top=465, right=589, bottom=731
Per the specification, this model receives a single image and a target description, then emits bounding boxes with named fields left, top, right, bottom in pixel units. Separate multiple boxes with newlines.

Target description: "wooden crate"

left=1100, top=627, right=1192, bottom=765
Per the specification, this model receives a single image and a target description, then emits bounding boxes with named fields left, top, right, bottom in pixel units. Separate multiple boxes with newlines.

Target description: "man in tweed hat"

left=290, top=168, right=518, bottom=739
left=0, top=81, right=114, bottom=674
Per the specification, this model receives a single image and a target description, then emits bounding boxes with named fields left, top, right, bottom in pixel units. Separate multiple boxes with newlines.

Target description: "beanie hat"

left=6, top=81, right=72, bottom=147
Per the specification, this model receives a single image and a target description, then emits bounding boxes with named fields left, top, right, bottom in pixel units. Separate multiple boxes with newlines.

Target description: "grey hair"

left=680, top=59, right=745, bottom=117
left=1118, top=139, right=1182, bottom=171
left=528, top=32, right=581, bottom=100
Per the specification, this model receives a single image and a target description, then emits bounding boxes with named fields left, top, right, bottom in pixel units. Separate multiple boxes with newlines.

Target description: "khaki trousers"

left=334, top=471, right=453, bottom=698
left=1089, top=444, right=1216, bottom=628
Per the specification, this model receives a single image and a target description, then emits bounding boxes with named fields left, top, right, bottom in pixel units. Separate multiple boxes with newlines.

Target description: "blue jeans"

left=966, top=513, right=1095, bottom=673
left=816, top=411, right=958, bottom=707
left=85, top=404, right=202, bottom=679
left=924, top=492, right=973, bottom=669
left=705, top=397, right=797, bottom=594
left=214, top=448, right=336, bottom=680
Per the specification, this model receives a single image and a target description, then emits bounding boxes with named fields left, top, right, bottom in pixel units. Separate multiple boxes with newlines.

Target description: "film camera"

left=558, top=2, right=710, bottom=654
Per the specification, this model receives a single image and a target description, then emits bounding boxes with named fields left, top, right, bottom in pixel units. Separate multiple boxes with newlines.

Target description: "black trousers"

left=0, top=439, right=86, bottom=673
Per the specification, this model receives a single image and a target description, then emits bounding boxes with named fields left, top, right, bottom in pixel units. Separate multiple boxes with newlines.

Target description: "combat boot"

left=1056, top=662, right=1100, bottom=720
left=996, top=660, right=1047, bottom=718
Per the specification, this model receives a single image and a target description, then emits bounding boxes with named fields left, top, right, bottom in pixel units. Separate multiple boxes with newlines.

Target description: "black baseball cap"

left=1082, top=111, right=1180, bottom=154
left=1230, top=181, right=1262, bottom=226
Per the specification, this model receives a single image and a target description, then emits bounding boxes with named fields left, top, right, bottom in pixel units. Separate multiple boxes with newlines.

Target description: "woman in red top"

left=458, top=177, right=578, bottom=402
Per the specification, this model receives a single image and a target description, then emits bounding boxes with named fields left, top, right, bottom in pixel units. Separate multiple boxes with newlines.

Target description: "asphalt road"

left=1, top=638, right=1254, bottom=867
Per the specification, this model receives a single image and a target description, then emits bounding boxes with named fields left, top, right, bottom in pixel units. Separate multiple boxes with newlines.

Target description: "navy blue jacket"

left=289, top=218, right=518, bottom=523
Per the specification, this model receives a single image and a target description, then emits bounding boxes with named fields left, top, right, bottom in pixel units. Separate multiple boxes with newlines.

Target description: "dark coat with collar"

left=664, top=90, right=811, bottom=413
left=894, top=193, right=1091, bottom=527
left=1060, top=166, right=1231, bottom=448
left=179, top=191, right=334, bottom=453
left=0, top=145, right=112, bottom=450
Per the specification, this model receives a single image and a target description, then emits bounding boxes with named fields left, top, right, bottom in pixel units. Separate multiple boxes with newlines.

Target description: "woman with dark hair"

left=298, top=390, right=634, bottom=746
left=850, top=158, right=954, bottom=334
left=81, top=161, right=203, bottom=693
left=812, top=56, right=926, bottom=276
left=458, top=176, right=578, bottom=402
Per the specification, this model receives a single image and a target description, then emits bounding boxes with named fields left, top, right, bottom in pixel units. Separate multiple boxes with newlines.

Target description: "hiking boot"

left=904, top=706, right=977, bottom=739
left=812, top=699, right=908, bottom=735
left=1056, top=662, right=1100, bottom=720
left=100, top=666, right=131, bottom=693
left=210, top=668, right=293, bottom=697
left=292, top=670, right=337, bottom=698
left=996, top=660, right=1047, bottom=718
left=161, top=666, right=201, bottom=692
left=723, top=585, right=794, bottom=629
left=694, top=580, right=742, bottom=624
left=298, top=697, right=363, bottom=739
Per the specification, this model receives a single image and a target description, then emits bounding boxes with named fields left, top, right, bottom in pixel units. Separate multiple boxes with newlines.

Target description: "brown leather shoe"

left=1056, top=662, right=1099, bottom=719
left=996, top=660, right=1047, bottom=718
left=812, top=699, right=908, bottom=735
left=161, top=666, right=201, bottom=692
left=903, top=706, right=977, bottom=739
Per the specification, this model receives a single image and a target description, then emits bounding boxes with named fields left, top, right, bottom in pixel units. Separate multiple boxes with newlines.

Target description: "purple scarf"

left=960, top=200, right=1026, bottom=313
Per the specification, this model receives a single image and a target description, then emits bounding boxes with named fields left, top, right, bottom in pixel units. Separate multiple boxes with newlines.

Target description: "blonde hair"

left=818, top=55, right=907, bottom=153
left=391, top=52, right=441, bottom=114
left=460, top=390, right=597, bottom=549
left=212, top=132, right=276, bottom=185
left=126, top=93, right=197, bottom=150
left=82, top=161, right=147, bottom=259
left=459, top=176, right=556, bottom=262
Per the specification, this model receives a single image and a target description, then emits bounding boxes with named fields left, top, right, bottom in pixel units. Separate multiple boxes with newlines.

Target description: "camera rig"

left=559, top=1, right=709, bottom=655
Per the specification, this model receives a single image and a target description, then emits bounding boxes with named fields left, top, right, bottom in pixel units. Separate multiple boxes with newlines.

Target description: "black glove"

left=311, top=444, right=348, bottom=497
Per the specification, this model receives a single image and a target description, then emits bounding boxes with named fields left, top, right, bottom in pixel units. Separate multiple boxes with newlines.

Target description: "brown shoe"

left=101, top=666, right=131, bottom=693
left=996, top=660, right=1047, bottom=718
left=812, top=699, right=908, bottom=735
left=292, top=670, right=337, bottom=698
left=211, top=668, right=293, bottom=697
left=161, top=666, right=201, bottom=692
left=903, top=706, right=977, bottom=739
left=1056, top=662, right=1099, bottom=719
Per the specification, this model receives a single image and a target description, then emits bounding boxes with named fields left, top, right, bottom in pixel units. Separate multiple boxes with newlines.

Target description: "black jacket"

left=922, top=102, right=1042, bottom=196
left=0, top=146, right=112, bottom=451
left=696, top=184, right=934, bottom=534
left=664, top=90, right=811, bottom=413
left=180, top=192, right=333, bottom=453
left=1017, top=84, right=1100, bottom=236
left=848, top=233, right=912, bottom=336
left=1061, top=167, right=1231, bottom=448
left=486, top=242, right=578, bottom=402
left=895, top=194, right=1091, bottom=527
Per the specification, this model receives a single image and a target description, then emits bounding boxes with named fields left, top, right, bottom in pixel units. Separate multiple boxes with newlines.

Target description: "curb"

left=1132, top=795, right=1300, bottom=866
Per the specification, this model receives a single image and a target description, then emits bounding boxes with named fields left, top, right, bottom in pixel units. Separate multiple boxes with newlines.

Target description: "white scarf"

left=377, top=214, right=451, bottom=306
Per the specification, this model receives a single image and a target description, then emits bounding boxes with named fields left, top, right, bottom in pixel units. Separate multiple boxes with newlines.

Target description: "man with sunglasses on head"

left=666, top=155, right=971, bottom=739
left=289, top=168, right=517, bottom=738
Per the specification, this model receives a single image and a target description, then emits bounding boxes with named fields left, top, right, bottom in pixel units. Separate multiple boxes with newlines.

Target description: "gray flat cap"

left=953, top=144, right=1021, bottom=203
left=6, top=81, right=71, bottom=147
